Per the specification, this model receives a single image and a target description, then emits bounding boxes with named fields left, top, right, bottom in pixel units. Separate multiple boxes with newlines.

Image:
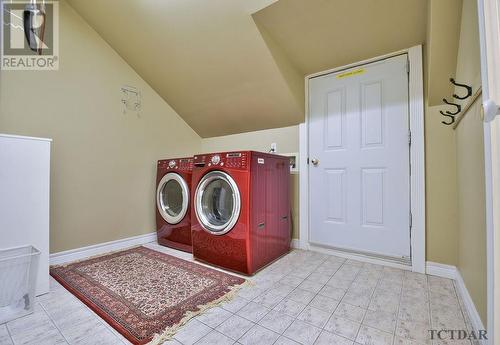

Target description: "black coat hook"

left=440, top=111, right=455, bottom=125
left=450, top=78, right=472, bottom=100
left=442, top=98, right=462, bottom=115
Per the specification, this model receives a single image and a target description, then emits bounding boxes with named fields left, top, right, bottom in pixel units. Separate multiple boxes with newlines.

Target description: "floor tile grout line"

left=244, top=255, right=345, bottom=344
left=38, top=301, right=71, bottom=344
left=307, top=259, right=364, bottom=343
left=5, top=321, right=15, bottom=345
left=263, top=254, right=338, bottom=344
left=454, top=280, right=468, bottom=325
left=452, top=280, right=473, bottom=345
left=213, top=252, right=445, bottom=345
left=350, top=263, right=377, bottom=344
left=389, top=272, right=405, bottom=343
left=278, top=271, right=322, bottom=343
left=427, top=275, right=436, bottom=345
left=59, top=285, right=128, bottom=343
left=233, top=309, right=271, bottom=344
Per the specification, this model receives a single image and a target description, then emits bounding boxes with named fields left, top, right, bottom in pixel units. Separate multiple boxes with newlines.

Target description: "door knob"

left=311, top=158, right=319, bottom=166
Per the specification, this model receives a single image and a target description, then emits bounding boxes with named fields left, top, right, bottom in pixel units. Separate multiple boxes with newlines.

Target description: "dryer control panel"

left=158, top=158, right=193, bottom=171
left=194, top=152, right=248, bottom=170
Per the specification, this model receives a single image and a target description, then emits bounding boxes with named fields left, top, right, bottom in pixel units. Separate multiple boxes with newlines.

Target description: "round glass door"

left=195, top=171, right=241, bottom=235
left=156, top=173, right=189, bottom=224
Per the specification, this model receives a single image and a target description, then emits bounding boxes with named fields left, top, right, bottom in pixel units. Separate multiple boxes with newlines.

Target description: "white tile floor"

left=0, top=243, right=476, bottom=345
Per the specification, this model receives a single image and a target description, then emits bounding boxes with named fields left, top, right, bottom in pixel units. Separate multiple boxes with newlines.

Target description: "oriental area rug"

left=50, top=246, right=246, bottom=345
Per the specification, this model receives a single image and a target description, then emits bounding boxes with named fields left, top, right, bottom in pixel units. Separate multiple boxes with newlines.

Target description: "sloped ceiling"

left=253, top=0, right=428, bottom=75
left=253, top=0, right=463, bottom=107
left=66, top=0, right=303, bottom=137
left=67, top=0, right=461, bottom=136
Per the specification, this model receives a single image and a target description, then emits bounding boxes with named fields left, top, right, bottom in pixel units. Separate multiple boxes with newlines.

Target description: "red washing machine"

left=191, top=151, right=291, bottom=275
left=156, top=157, right=193, bottom=252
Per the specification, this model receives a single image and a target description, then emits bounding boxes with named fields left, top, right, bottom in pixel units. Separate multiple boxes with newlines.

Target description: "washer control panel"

left=158, top=158, right=193, bottom=171
left=193, top=152, right=248, bottom=169
left=225, top=152, right=248, bottom=169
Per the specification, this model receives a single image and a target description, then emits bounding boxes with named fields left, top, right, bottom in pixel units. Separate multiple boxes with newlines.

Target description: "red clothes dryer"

left=156, top=157, right=193, bottom=252
left=191, top=151, right=291, bottom=275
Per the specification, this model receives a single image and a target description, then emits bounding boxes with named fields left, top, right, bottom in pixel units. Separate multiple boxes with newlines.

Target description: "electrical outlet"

left=270, top=143, right=277, bottom=153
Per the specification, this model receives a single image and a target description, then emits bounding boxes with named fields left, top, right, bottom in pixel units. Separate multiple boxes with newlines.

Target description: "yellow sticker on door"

left=336, top=68, right=365, bottom=79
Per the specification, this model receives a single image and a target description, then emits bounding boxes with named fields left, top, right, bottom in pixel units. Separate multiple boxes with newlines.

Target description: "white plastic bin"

left=0, top=245, right=40, bottom=324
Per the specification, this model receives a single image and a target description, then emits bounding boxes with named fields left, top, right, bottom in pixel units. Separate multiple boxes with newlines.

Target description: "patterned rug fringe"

left=147, top=279, right=253, bottom=345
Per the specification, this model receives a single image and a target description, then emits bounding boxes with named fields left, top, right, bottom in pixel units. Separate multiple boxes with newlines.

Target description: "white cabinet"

left=0, top=134, right=51, bottom=296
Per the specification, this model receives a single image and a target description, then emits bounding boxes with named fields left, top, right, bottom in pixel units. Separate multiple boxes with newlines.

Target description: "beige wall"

left=453, top=0, right=487, bottom=324
left=455, top=102, right=487, bottom=323
left=201, top=125, right=299, bottom=154
left=201, top=125, right=300, bottom=239
left=425, top=0, right=462, bottom=105
left=425, top=105, right=459, bottom=265
left=0, top=1, right=202, bottom=253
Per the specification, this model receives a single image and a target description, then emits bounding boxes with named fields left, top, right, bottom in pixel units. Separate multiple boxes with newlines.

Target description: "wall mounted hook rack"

left=440, top=111, right=455, bottom=125
left=450, top=78, right=472, bottom=100
left=442, top=98, right=462, bottom=115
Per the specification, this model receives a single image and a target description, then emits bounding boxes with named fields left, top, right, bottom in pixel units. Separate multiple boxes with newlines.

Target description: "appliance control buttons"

left=211, top=155, right=221, bottom=165
left=168, top=160, right=176, bottom=168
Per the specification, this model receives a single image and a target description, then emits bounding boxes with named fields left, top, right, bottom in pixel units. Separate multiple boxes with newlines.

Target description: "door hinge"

left=307, top=157, right=310, bottom=165
left=406, top=59, right=410, bottom=74
left=408, top=130, right=412, bottom=145
left=409, top=212, right=413, bottom=229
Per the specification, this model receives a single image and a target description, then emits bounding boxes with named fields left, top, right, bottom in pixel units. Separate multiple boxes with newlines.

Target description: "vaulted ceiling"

left=66, top=0, right=462, bottom=137
left=66, top=0, right=303, bottom=137
left=253, top=0, right=428, bottom=75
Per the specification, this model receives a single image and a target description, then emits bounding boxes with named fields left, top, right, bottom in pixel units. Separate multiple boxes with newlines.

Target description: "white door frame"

left=478, top=0, right=499, bottom=342
left=299, top=45, right=425, bottom=273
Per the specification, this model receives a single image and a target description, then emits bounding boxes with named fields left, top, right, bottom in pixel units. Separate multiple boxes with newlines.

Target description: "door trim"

left=299, top=45, right=425, bottom=273
left=478, top=0, right=499, bottom=340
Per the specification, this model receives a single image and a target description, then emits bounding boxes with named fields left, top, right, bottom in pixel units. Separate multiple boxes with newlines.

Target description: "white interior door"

left=308, top=54, right=411, bottom=259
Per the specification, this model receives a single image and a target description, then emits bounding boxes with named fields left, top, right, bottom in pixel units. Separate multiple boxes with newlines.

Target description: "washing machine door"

left=157, top=172, right=189, bottom=224
left=195, top=171, right=241, bottom=235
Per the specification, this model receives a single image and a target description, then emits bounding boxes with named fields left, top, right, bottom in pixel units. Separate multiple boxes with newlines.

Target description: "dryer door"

left=157, top=172, right=189, bottom=224
left=195, top=171, right=241, bottom=235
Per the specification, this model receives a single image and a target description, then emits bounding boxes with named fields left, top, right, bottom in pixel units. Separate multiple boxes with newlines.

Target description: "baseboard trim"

left=307, top=244, right=411, bottom=271
left=455, top=269, right=486, bottom=343
left=50, top=232, right=157, bottom=265
left=425, top=261, right=458, bottom=279
left=426, top=261, right=486, bottom=343
left=290, top=239, right=300, bottom=249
